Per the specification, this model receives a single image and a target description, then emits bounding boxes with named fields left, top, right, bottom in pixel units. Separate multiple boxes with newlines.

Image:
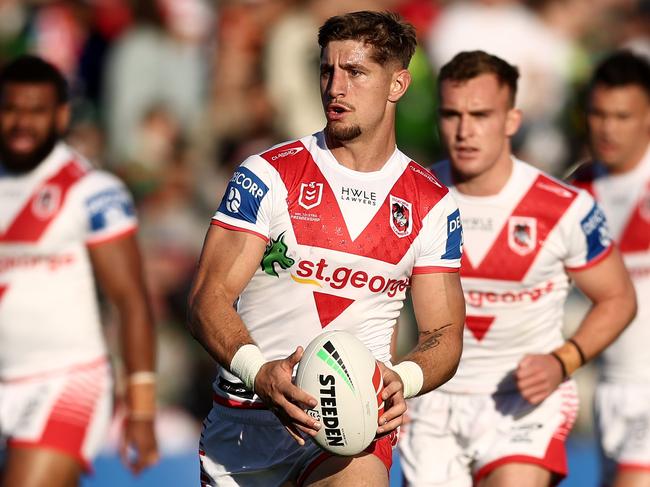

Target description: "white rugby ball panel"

left=296, top=331, right=381, bottom=456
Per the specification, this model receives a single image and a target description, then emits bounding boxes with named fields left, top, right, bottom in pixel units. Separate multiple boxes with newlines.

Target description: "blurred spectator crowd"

left=1, top=0, right=647, bottom=452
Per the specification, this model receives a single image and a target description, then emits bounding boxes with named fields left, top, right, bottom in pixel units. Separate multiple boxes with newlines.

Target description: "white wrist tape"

left=391, top=360, right=424, bottom=399
left=230, top=344, right=266, bottom=392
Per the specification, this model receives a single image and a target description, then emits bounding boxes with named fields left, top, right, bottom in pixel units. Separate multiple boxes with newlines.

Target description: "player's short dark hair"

left=589, top=50, right=650, bottom=98
left=0, top=55, right=68, bottom=104
left=318, top=11, right=417, bottom=69
left=438, top=51, right=520, bottom=107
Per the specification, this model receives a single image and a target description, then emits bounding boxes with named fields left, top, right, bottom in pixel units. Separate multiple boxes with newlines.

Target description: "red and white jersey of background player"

left=571, top=145, right=650, bottom=384
left=433, top=158, right=612, bottom=394
left=0, top=143, right=137, bottom=380
left=211, top=132, right=462, bottom=404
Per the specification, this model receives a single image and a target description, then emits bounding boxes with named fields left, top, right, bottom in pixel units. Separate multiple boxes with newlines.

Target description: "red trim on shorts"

left=296, top=430, right=396, bottom=486
left=8, top=440, right=92, bottom=473
left=565, top=244, right=613, bottom=272
left=1, top=356, right=108, bottom=384
left=86, top=225, right=137, bottom=247
left=412, top=266, right=459, bottom=275
left=474, top=435, right=568, bottom=486
left=618, top=463, right=650, bottom=472
left=37, top=364, right=106, bottom=472
left=210, top=220, right=269, bottom=242
left=212, top=393, right=266, bottom=409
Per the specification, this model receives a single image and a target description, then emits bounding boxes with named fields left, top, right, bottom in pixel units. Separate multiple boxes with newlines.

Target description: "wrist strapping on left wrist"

left=390, top=360, right=424, bottom=399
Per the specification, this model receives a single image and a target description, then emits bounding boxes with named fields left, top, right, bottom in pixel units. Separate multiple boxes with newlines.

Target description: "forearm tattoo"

left=416, top=324, right=452, bottom=352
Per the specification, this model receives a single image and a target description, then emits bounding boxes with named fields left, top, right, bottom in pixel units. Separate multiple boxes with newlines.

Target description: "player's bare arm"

left=88, top=233, right=159, bottom=474
left=378, top=272, right=465, bottom=433
left=188, top=225, right=320, bottom=444
left=516, top=248, right=637, bottom=404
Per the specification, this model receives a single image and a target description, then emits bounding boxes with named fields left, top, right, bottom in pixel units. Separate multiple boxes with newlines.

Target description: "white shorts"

left=199, top=396, right=396, bottom=487
left=398, top=380, right=578, bottom=487
left=0, top=358, right=112, bottom=470
left=595, top=382, right=650, bottom=484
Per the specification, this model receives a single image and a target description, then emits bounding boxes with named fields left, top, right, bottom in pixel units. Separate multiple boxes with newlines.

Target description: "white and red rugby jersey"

left=432, top=159, right=612, bottom=394
left=211, top=132, right=462, bottom=404
left=571, top=145, right=650, bottom=384
left=0, top=143, right=137, bottom=379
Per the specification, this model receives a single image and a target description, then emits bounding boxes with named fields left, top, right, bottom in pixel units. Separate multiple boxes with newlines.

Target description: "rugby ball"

left=295, top=330, right=384, bottom=456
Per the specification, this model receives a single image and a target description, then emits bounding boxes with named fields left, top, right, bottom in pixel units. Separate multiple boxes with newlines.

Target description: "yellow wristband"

left=551, top=341, right=584, bottom=377
left=126, top=380, right=156, bottom=419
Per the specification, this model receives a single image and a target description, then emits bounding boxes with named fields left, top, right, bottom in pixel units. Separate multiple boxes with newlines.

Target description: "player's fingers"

left=296, top=423, right=320, bottom=437
left=285, top=382, right=317, bottom=409
left=286, top=346, right=304, bottom=368
left=282, top=399, right=321, bottom=431
left=381, top=378, right=403, bottom=400
left=377, top=415, right=402, bottom=435
left=378, top=393, right=406, bottom=426
left=283, top=424, right=306, bottom=445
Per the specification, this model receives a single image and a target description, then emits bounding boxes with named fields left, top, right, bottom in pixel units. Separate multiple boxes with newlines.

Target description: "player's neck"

left=453, top=155, right=514, bottom=197
left=606, top=141, right=649, bottom=175
left=327, top=128, right=397, bottom=173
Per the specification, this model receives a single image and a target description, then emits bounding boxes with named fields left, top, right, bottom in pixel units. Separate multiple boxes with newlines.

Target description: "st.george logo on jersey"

left=390, top=195, right=412, bottom=238
left=299, top=182, right=323, bottom=210
left=508, top=216, right=537, bottom=256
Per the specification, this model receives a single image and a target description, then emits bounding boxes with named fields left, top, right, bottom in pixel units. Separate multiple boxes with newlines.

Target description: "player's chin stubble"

left=325, top=123, right=362, bottom=142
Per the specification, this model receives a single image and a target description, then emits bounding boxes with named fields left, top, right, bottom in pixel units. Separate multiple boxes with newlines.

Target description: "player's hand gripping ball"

left=295, top=331, right=384, bottom=455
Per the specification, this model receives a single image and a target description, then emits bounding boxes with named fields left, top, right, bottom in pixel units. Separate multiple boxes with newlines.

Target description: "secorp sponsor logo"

left=229, top=171, right=266, bottom=199
left=225, top=187, right=242, bottom=213
left=292, top=258, right=409, bottom=297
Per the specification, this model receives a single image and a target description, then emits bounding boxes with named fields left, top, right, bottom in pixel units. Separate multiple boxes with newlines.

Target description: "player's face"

left=438, top=73, right=521, bottom=181
left=320, top=40, right=404, bottom=143
left=588, top=83, right=650, bottom=173
left=0, top=82, right=68, bottom=174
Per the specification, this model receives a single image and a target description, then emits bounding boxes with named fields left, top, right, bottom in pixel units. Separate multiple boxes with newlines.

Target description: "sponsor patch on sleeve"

left=442, top=208, right=463, bottom=260
left=580, top=203, right=611, bottom=261
left=86, top=187, right=135, bottom=232
left=217, top=166, right=269, bottom=223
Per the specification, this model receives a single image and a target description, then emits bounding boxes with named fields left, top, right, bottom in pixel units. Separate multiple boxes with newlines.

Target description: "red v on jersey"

left=466, top=315, right=495, bottom=342
left=461, top=175, right=577, bottom=281
left=263, top=142, right=445, bottom=265
left=574, top=178, right=650, bottom=252
left=0, top=160, right=86, bottom=305
left=0, top=160, right=87, bottom=243
left=313, top=291, right=354, bottom=328
left=617, top=182, right=650, bottom=252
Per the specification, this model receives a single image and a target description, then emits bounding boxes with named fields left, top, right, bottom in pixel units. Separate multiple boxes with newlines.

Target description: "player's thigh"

left=479, top=462, right=551, bottom=487
left=596, top=383, right=650, bottom=486
left=302, top=452, right=387, bottom=487
left=613, top=469, right=650, bottom=487
left=2, top=445, right=81, bottom=487
left=398, top=392, right=472, bottom=487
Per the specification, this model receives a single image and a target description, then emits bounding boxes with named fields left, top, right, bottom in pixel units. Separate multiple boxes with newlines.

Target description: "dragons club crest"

left=389, top=195, right=412, bottom=238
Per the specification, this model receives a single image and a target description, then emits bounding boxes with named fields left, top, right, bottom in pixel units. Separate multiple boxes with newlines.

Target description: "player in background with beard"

left=0, top=55, right=158, bottom=486
left=399, top=50, right=637, bottom=487
left=188, top=11, right=465, bottom=487
left=569, top=50, right=650, bottom=487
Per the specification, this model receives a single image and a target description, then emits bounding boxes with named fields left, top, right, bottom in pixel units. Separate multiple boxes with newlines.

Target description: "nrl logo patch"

left=508, top=216, right=537, bottom=256
left=299, top=182, right=323, bottom=210
left=389, top=195, right=412, bottom=238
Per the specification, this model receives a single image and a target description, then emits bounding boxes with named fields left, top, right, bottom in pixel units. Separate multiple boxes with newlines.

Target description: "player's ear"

left=388, top=68, right=411, bottom=103
left=505, top=107, right=522, bottom=137
left=56, top=103, right=71, bottom=134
